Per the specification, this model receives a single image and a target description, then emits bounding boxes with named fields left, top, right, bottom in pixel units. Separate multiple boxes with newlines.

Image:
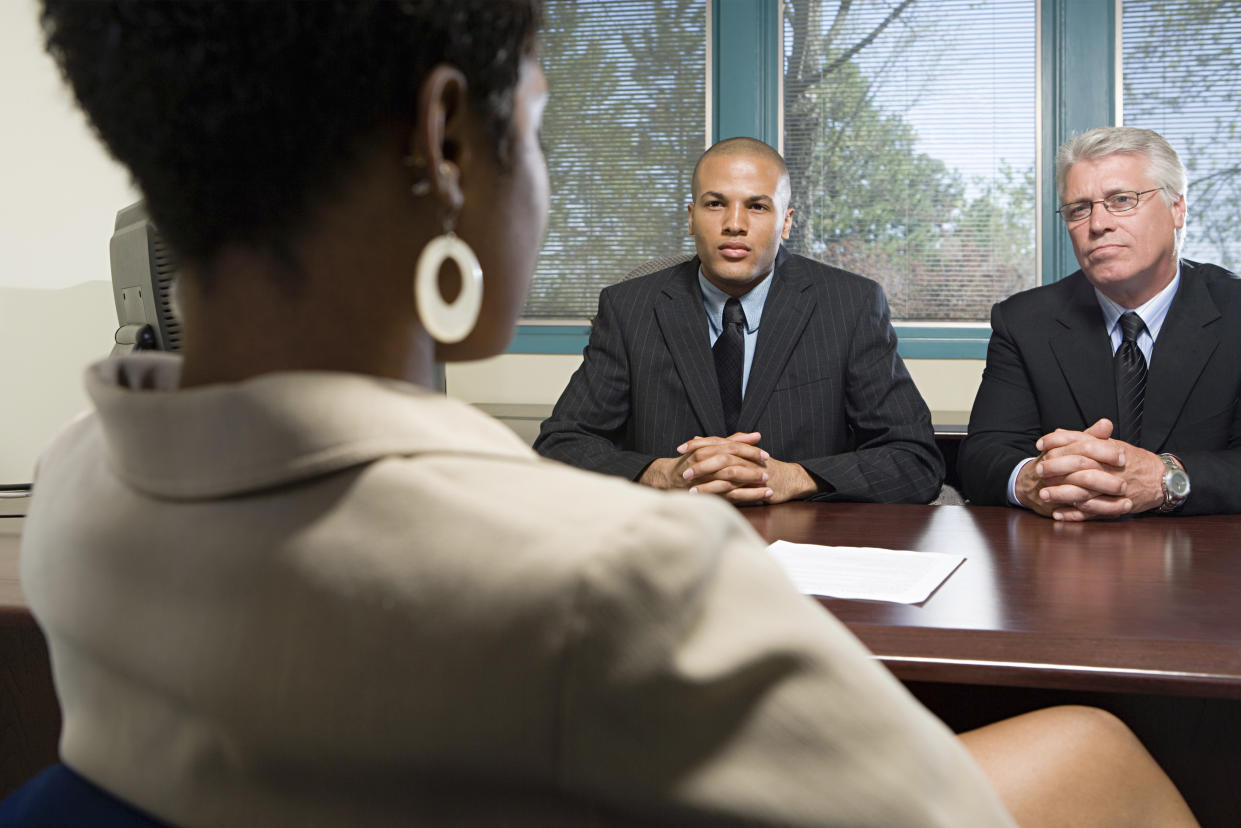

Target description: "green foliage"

left=782, top=0, right=1036, bottom=320
left=1122, top=0, right=1240, bottom=271
left=527, top=0, right=703, bottom=318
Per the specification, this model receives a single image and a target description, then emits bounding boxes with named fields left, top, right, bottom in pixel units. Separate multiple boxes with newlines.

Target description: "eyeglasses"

left=1056, top=188, right=1164, bottom=224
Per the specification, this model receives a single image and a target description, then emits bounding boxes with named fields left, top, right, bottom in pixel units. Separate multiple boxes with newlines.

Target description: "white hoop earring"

left=414, top=232, right=483, bottom=344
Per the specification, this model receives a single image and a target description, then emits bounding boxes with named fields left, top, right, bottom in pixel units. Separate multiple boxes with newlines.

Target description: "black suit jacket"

left=959, top=260, right=1241, bottom=515
left=534, top=248, right=943, bottom=503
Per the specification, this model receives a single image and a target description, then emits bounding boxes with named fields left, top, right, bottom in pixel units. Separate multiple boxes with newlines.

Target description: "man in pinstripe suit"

left=535, top=138, right=942, bottom=504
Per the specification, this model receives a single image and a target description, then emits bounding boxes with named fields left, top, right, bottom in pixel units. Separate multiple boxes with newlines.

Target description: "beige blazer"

left=21, top=354, right=1013, bottom=827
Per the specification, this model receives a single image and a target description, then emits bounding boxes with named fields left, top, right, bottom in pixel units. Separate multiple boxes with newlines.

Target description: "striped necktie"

left=713, top=297, right=746, bottom=434
left=1114, top=311, right=1147, bottom=445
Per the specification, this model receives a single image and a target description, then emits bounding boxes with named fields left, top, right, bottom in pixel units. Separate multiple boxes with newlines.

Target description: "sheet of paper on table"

left=766, top=540, right=965, bottom=604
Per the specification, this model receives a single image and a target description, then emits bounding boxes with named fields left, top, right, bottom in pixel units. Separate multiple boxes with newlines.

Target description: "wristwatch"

left=1158, top=454, right=1190, bottom=512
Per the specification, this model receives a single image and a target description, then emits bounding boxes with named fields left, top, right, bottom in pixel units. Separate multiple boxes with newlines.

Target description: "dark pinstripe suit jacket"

left=959, top=260, right=1241, bottom=515
left=534, top=247, right=944, bottom=503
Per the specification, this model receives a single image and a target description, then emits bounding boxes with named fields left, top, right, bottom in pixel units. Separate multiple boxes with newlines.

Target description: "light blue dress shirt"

left=1093, top=268, right=1180, bottom=365
left=698, top=268, right=774, bottom=398
left=1005, top=265, right=1182, bottom=506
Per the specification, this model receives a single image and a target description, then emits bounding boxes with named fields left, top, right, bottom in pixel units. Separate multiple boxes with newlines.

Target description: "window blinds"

left=1122, top=0, right=1241, bottom=272
left=528, top=0, right=706, bottom=318
left=782, top=0, right=1036, bottom=321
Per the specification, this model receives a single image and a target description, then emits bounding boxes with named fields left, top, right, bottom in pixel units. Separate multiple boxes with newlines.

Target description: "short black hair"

left=691, top=137, right=790, bottom=206
left=40, top=0, right=541, bottom=278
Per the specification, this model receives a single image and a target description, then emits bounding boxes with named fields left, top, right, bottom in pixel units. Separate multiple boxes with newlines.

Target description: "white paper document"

left=767, top=540, right=965, bottom=604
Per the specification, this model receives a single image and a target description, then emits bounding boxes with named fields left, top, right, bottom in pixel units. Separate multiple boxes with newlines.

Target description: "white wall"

left=1, top=0, right=138, bottom=482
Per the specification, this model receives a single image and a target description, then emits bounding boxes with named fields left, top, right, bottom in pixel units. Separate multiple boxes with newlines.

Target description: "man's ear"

left=686, top=202, right=695, bottom=235
left=781, top=207, right=794, bottom=241
left=410, top=64, right=471, bottom=223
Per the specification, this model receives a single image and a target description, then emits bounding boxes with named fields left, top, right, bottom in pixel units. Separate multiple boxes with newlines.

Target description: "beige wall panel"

left=447, top=353, right=985, bottom=423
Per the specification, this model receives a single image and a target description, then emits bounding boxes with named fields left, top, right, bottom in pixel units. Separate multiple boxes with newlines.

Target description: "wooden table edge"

left=841, top=620, right=1241, bottom=699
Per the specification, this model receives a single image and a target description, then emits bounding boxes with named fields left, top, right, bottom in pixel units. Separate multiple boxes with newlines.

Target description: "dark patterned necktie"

left=1115, top=311, right=1147, bottom=445
left=713, top=297, right=746, bottom=434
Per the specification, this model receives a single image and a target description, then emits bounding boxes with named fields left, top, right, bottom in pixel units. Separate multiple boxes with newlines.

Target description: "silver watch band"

left=1158, top=453, right=1189, bottom=512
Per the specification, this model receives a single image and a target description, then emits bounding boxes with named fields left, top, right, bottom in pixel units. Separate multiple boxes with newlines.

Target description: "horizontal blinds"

left=782, top=0, right=1036, bottom=322
left=1122, top=0, right=1241, bottom=272
left=528, top=0, right=705, bottom=318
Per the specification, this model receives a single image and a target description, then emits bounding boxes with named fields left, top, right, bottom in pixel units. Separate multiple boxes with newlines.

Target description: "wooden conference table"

left=741, top=502, right=1241, bottom=826
left=4, top=504, right=1240, bottom=820
left=742, top=501, right=1241, bottom=699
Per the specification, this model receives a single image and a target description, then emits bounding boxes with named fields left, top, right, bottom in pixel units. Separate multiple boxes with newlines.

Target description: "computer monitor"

left=109, top=201, right=181, bottom=354
left=102, top=201, right=449, bottom=391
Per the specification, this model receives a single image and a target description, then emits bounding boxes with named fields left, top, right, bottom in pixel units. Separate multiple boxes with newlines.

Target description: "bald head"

left=687, top=137, right=794, bottom=296
left=692, top=138, right=791, bottom=209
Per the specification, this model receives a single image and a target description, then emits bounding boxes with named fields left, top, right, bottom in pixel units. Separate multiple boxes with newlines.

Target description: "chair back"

left=622, top=253, right=693, bottom=281
left=0, top=763, right=171, bottom=827
left=930, top=484, right=966, bottom=506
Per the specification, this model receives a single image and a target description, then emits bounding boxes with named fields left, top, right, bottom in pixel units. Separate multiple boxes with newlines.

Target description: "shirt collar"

left=697, top=267, right=774, bottom=335
left=1094, top=261, right=1181, bottom=341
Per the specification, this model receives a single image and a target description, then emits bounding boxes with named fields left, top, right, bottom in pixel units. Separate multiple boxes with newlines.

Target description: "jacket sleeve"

left=558, top=495, right=1016, bottom=827
left=799, top=282, right=944, bottom=504
left=534, top=287, right=659, bottom=481
left=1176, top=445, right=1241, bottom=515
left=1167, top=379, right=1241, bottom=515
left=957, top=301, right=1043, bottom=505
left=1162, top=267, right=1241, bottom=515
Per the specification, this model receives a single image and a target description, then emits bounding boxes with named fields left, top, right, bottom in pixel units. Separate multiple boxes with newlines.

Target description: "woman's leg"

left=960, top=705, right=1198, bottom=827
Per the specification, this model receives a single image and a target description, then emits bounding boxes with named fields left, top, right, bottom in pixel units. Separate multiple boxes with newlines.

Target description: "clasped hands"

left=1015, top=418, right=1166, bottom=521
left=639, top=431, right=817, bottom=505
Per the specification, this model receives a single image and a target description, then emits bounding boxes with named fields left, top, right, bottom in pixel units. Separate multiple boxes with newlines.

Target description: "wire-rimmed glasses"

left=1056, top=188, right=1164, bottom=224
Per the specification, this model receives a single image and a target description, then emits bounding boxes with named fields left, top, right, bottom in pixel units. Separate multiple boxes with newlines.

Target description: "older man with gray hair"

left=959, top=126, right=1241, bottom=518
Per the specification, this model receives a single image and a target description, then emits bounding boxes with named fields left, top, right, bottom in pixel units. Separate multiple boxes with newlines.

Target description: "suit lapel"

left=654, top=258, right=728, bottom=436
left=1048, top=273, right=1118, bottom=428
left=1143, top=263, right=1221, bottom=451
left=738, top=247, right=815, bottom=432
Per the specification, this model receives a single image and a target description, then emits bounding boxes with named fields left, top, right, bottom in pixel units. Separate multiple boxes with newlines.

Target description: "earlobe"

left=411, top=64, right=471, bottom=222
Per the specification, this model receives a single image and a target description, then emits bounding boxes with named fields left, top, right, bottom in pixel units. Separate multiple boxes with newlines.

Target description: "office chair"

left=622, top=252, right=693, bottom=281
left=585, top=254, right=695, bottom=327
left=930, top=484, right=965, bottom=505
left=0, top=763, right=171, bottom=827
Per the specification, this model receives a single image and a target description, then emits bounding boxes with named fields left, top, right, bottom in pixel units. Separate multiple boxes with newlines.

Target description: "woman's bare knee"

left=960, top=705, right=1197, bottom=828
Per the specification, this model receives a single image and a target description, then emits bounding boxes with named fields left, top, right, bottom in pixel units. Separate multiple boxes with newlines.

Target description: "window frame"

left=513, top=0, right=1119, bottom=360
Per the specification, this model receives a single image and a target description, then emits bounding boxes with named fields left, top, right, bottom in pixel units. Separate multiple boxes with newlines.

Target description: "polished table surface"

left=742, top=503, right=1241, bottom=699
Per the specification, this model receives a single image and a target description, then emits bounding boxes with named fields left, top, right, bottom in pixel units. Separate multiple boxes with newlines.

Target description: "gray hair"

left=1056, top=126, right=1187, bottom=250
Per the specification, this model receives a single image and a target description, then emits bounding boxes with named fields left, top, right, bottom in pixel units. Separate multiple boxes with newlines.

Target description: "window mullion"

left=1039, top=0, right=1119, bottom=284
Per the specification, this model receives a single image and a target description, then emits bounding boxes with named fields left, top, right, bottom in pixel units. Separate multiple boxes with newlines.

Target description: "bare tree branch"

left=1190, top=164, right=1241, bottom=189
left=823, top=0, right=854, bottom=54
left=784, top=0, right=818, bottom=100
left=803, top=0, right=917, bottom=90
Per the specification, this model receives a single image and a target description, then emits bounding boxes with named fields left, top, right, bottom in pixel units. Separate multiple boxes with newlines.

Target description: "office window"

left=782, top=0, right=1036, bottom=321
left=1122, top=0, right=1241, bottom=272
left=527, top=0, right=706, bottom=318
